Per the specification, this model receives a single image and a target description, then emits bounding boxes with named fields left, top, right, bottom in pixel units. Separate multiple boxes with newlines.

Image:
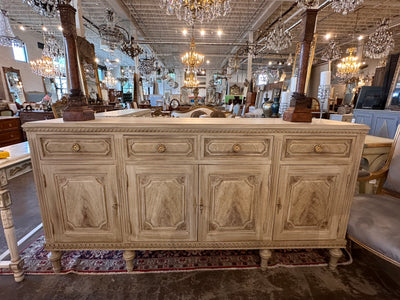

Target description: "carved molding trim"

left=8, top=162, right=32, bottom=178
left=44, top=240, right=347, bottom=250
left=25, top=127, right=370, bottom=135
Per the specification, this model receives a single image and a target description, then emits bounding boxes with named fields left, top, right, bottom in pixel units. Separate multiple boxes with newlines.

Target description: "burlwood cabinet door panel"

left=126, top=165, right=197, bottom=241
left=199, top=165, right=270, bottom=241
left=42, top=165, right=121, bottom=243
left=273, top=165, right=347, bottom=241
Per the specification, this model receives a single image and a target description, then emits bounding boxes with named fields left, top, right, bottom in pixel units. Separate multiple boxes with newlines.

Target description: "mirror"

left=386, top=55, right=400, bottom=110
left=2, top=67, right=26, bottom=104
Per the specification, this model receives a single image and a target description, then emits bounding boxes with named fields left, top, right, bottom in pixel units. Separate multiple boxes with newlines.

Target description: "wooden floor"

left=0, top=172, right=399, bottom=299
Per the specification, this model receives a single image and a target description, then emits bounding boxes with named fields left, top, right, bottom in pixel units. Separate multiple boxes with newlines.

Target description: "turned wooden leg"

left=0, top=180, right=25, bottom=282
left=329, top=248, right=343, bottom=270
left=259, top=249, right=272, bottom=271
left=123, top=250, right=135, bottom=272
left=50, top=251, right=63, bottom=273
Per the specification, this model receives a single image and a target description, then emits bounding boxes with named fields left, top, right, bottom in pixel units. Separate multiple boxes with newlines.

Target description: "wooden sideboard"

left=0, top=116, right=23, bottom=147
left=23, top=118, right=369, bottom=272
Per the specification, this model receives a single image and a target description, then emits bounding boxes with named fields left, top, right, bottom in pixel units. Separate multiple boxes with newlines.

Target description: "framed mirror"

left=386, top=55, right=400, bottom=110
left=2, top=67, right=26, bottom=104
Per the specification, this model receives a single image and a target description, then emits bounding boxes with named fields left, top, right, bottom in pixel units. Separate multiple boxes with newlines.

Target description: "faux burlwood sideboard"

left=23, top=118, right=369, bottom=272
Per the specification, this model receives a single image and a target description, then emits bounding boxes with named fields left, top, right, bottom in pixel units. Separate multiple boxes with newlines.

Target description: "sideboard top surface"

left=23, top=117, right=370, bottom=133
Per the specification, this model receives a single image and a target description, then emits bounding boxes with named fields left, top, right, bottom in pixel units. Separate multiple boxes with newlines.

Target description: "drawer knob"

left=157, top=144, right=167, bottom=153
left=314, top=144, right=323, bottom=153
left=232, top=144, right=241, bottom=153
left=72, top=143, right=81, bottom=152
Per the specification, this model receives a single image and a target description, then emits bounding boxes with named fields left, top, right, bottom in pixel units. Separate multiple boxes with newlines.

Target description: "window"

left=12, top=45, right=28, bottom=62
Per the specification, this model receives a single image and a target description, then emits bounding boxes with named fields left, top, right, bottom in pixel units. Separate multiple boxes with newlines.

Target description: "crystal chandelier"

left=336, top=48, right=360, bottom=79
left=331, top=0, right=363, bottom=15
left=181, top=37, right=205, bottom=68
left=99, top=9, right=128, bottom=52
left=42, top=35, right=64, bottom=60
left=30, top=56, right=64, bottom=78
left=160, top=0, right=231, bottom=25
left=321, top=40, right=341, bottom=62
left=184, top=67, right=199, bottom=88
left=138, top=56, right=157, bottom=76
left=22, top=0, right=58, bottom=18
left=364, top=18, right=395, bottom=59
left=296, top=0, right=319, bottom=9
left=121, top=37, right=143, bottom=59
left=103, top=70, right=118, bottom=89
left=0, top=10, right=24, bottom=48
left=265, top=19, right=292, bottom=52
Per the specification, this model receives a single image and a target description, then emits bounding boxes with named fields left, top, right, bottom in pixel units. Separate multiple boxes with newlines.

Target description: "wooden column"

left=58, top=0, right=94, bottom=121
left=283, top=9, right=318, bottom=123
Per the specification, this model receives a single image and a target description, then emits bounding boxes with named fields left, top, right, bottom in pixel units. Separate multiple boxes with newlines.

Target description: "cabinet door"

left=199, top=165, right=270, bottom=241
left=42, top=164, right=121, bottom=243
left=273, top=165, right=347, bottom=241
left=126, top=165, right=197, bottom=241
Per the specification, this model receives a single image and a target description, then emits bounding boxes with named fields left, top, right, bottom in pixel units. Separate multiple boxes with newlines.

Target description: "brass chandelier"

left=184, top=67, right=200, bottom=88
left=160, top=0, right=231, bottom=25
left=181, top=37, right=204, bottom=68
left=336, top=48, right=360, bottom=80
left=30, top=56, right=64, bottom=78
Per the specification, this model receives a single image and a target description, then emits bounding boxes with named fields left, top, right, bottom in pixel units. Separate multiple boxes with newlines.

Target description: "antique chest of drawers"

left=0, top=116, right=23, bottom=147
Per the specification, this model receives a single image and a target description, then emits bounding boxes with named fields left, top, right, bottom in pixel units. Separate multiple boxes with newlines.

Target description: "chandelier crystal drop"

left=30, top=56, right=64, bottom=78
left=321, top=40, right=341, bottom=62
left=0, top=10, right=24, bottom=48
left=160, top=0, right=231, bottom=25
left=181, top=37, right=205, bottom=68
left=336, top=47, right=360, bottom=80
left=99, top=9, right=127, bottom=52
left=22, top=0, right=58, bottom=18
left=331, top=0, right=363, bottom=15
left=364, top=18, right=394, bottom=59
left=296, top=0, right=319, bottom=9
left=265, top=19, right=292, bottom=52
left=42, top=35, right=64, bottom=60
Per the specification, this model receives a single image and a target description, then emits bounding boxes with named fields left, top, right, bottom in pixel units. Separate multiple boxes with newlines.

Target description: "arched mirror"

left=2, top=67, right=26, bottom=104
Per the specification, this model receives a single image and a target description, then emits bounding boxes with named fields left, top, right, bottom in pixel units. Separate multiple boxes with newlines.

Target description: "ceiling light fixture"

left=30, top=56, right=64, bottom=78
left=324, top=33, right=331, bottom=40
left=217, top=29, right=223, bottom=36
left=19, top=25, right=26, bottom=31
left=22, top=0, right=58, bottom=18
left=184, top=67, right=200, bottom=88
left=265, top=18, right=292, bottom=52
left=121, top=36, right=143, bottom=60
left=182, top=29, right=188, bottom=35
left=99, top=9, right=128, bottom=52
left=364, top=18, right=394, bottom=59
left=160, top=0, right=231, bottom=25
left=331, top=0, right=363, bottom=15
left=321, top=40, right=341, bottom=62
left=200, top=29, right=205, bottom=36
left=42, top=34, right=64, bottom=60
left=296, top=0, right=319, bottom=9
left=0, top=10, right=24, bottom=48
left=336, top=47, right=360, bottom=80
left=181, top=37, right=205, bottom=68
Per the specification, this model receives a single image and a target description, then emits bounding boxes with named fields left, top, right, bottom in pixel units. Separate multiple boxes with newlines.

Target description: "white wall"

left=0, top=30, right=46, bottom=101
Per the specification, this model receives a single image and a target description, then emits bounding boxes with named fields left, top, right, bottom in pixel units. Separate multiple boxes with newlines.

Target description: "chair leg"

left=123, top=250, right=135, bottom=272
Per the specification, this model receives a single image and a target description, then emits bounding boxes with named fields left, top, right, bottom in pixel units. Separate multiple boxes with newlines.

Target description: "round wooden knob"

left=157, top=144, right=167, bottom=153
left=232, top=144, right=241, bottom=153
left=72, top=143, right=81, bottom=152
left=314, top=144, right=323, bottom=153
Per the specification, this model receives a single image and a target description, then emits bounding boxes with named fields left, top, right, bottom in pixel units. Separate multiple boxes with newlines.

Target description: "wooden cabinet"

left=41, top=164, right=121, bottom=243
left=199, top=165, right=270, bottom=241
left=274, top=165, right=347, bottom=241
left=0, top=117, right=22, bottom=147
left=24, top=118, right=369, bottom=271
left=126, top=165, right=197, bottom=241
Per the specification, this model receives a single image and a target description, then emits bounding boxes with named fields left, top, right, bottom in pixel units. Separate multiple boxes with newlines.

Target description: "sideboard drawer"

left=0, top=129, right=22, bottom=147
left=282, top=136, right=354, bottom=161
left=39, top=135, right=113, bottom=160
left=126, top=136, right=196, bottom=160
left=203, top=137, right=271, bottom=160
left=0, top=117, right=20, bottom=131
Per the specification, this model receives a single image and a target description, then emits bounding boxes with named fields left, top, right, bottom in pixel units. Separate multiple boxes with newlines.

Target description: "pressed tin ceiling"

left=1, top=0, right=400, bottom=72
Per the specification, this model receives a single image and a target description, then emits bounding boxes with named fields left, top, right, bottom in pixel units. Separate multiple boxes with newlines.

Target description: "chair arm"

left=358, top=166, right=389, bottom=182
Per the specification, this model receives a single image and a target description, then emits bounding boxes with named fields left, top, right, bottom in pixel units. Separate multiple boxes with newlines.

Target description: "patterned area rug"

left=0, top=236, right=352, bottom=275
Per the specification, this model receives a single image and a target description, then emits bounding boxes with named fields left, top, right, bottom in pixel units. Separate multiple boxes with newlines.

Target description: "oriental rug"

left=0, top=235, right=352, bottom=275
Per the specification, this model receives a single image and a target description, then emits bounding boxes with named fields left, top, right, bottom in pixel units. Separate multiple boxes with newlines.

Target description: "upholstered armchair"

left=347, top=126, right=400, bottom=267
